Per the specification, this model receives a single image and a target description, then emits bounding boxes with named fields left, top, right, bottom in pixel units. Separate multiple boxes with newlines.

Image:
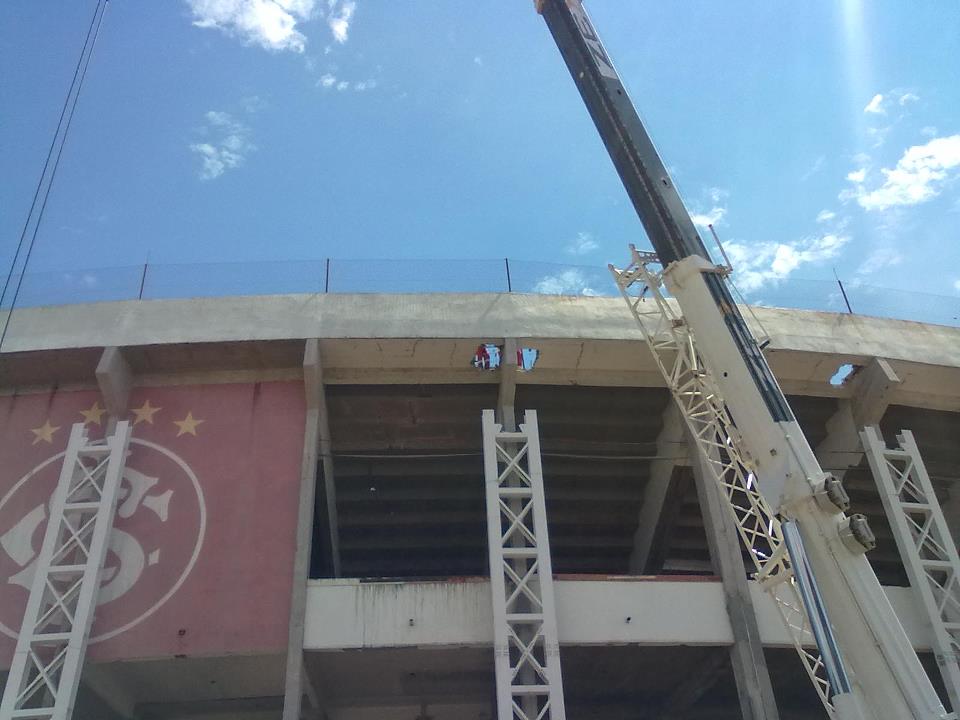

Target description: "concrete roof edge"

left=2, top=293, right=959, bottom=370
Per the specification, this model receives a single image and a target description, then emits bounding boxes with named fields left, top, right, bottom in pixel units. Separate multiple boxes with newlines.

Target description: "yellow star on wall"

left=30, top=419, right=60, bottom=445
left=131, top=399, right=161, bottom=425
left=173, top=411, right=204, bottom=437
left=79, top=401, right=106, bottom=426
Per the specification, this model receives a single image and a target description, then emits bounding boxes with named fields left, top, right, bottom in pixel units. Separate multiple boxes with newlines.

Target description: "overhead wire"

left=0, top=0, right=109, bottom=353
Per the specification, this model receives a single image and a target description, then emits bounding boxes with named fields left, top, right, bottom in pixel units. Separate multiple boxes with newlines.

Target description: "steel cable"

left=0, top=0, right=109, bottom=352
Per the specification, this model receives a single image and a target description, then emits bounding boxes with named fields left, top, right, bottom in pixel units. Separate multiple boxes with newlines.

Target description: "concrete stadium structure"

left=1, top=292, right=960, bottom=720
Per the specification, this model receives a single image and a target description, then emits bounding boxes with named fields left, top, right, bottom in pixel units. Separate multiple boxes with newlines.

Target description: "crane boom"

left=535, top=1, right=950, bottom=718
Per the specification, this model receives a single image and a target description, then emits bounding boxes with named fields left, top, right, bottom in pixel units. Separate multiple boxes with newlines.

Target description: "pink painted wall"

left=0, top=382, right=305, bottom=666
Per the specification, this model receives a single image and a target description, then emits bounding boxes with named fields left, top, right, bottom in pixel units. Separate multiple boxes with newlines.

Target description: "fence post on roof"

left=324, top=258, right=330, bottom=294
left=836, top=277, right=853, bottom=314
left=504, top=258, right=512, bottom=293
left=138, top=263, right=148, bottom=300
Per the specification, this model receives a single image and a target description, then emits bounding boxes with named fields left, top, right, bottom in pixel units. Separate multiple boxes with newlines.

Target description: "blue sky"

left=1, top=1, right=959, bottom=302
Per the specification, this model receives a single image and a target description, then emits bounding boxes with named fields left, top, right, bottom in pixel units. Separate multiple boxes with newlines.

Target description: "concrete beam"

left=303, top=578, right=932, bottom=651
left=629, top=403, right=689, bottom=574
left=96, top=346, right=132, bottom=418
left=690, top=450, right=780, bottom=720
left=851, top=357, right=901, bottom=428
left=7, top=295, right=960, bottom=373
left=816, top=357, right=901, bottom=480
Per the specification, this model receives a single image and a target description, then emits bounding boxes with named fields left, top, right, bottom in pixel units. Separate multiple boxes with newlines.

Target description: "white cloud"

left=205, top=110, right=232, bottom=126
left=185, top=0, right=318, bottom=53
left=707, top=187, right=727, bottom=203
left=241, top=95, right=266, bottom=113
left=534, top=269, right=599, bottom=297
left=474, top=56, right=483, bottom=66
left=801, top=155, right=825, bottom=181
left=921, top=126, right=938, bottom=138
left=954, top=280, right=960, bottom=292
left=690, top=206, right=726, bottom=228
left=845, top=134, right=960, bottom=212
left=816, top=210, right=836, bottom=223
left=189, top=111, right=255, bottom=180
left=725, top=233, right=850, bottom=292
left=327, top=0, right=355, bottom=43
left=565, top=232, right=599, bottom=256
left=317, top=72, right=375, bottom=92
left=846, top=168, right=867, bottom=183
left=898, top=92, right=919, bottom=106
left=864, top=93, right=885, bottom=114
left=866, top=124, right=892, bottom=148
left=689, top=187, right=728, bottom=228
left=857, top=247, right=903, bottom=275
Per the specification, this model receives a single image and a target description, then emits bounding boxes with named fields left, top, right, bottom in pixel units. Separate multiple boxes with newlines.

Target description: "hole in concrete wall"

left=829, top=363, right=860, bottom=386
left=518, top=347, right=539, bottom=371
left=472, top=343, right=502, bottom=370
left=471, top=344, right=539, bottom=371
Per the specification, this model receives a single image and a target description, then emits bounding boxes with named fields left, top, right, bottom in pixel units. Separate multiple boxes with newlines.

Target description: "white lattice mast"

left=482, top=409, right=566, bottom=720
left=608, top=252, right=841, bottom=712
left=608, top=248, right=950, bottom=720
left=862, top=426, right=960, bottom=711
left=0, top=420, right=131, bottom=720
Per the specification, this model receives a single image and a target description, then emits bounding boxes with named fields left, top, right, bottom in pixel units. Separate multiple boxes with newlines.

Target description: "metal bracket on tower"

left=482, top=409, right=566, bottom=720
left=862, top=426, right=960, bottom=715
left=0, top=420, right=132, bottom=720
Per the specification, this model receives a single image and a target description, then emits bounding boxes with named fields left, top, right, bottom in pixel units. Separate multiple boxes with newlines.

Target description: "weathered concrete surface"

left=303, top=578, right=933, bottom=652
left=4, top=293, right=960, bottom=369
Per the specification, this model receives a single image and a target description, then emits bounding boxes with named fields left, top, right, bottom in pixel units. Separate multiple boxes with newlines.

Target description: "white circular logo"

left=0, top=438, right=206, bottom=642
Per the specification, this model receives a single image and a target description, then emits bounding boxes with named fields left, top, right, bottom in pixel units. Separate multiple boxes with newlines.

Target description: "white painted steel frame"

left=482, top=409, right=566, bottom=720
left=862, top=426, right=960, bottom=713
left=609, top=250, right=845, bottom=717
left=610, top=248, right=950, bottom=720
left=0, top=421, right=131, bottom=720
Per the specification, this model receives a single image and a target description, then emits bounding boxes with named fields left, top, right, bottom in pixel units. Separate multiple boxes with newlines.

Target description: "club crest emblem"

left=0, top=438, right=206, bottom=642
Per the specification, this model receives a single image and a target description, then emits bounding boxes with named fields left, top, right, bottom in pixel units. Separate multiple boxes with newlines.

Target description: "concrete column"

left=629, top=403, right=688, bottom=574
left=498, top=338, right=518, bottom=431
left=96, top=346, right=133, bottom=426
left=689, top=436, right=780, bottom=720
left=307, top=339, right=341, bottom=578
left=815, top=357, right=901, bottom=480
left=282, top=339, right=330, bottom=720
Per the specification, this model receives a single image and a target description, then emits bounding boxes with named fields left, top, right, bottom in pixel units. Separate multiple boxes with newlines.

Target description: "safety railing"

left=1, top=258, right=957, bottom=328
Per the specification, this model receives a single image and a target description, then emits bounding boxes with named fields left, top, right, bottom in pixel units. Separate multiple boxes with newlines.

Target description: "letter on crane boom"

left=535, top=1, right=949, bottom=718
